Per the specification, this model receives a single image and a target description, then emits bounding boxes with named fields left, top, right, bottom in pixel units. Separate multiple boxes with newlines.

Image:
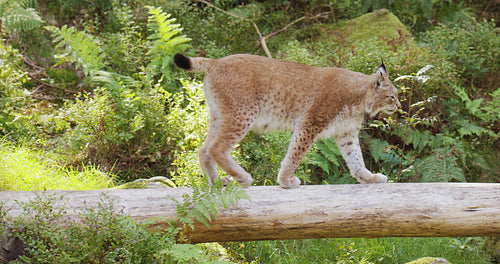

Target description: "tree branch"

left=28, top=73, right=79, bottom=95
left=193, top=0, right=331, bottom=58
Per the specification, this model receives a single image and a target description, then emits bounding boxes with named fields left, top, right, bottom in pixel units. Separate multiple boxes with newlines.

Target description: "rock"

left=336, top=8, right=411, bottom=44
left=406, top=257, right=450, bottom=264
left=305, top=8, right=412, bottom=47
left=0, top=225, right=25, bottom=263
left=113, top=176, right=176, bottom=189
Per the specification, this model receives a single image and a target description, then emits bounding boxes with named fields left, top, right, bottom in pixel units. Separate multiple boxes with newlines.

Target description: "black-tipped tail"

left=174, top=53, right=192, bottom=70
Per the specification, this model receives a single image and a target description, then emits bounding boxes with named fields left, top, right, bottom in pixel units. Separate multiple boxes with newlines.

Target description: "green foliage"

left=46, top=25, right=104, bottom=78
left=173, top=179, right=250, bottom=230
left=41, top=7, right=192, bottom=179
left=3, top=193, right=239, bottom=263
left=307, top=138, right=355, bottom=184
left=159, top=243, right=233, bottom=264
left=238, top=131, right=306, bottom=186
left=454, top=84, right=500, bottom=125
left=413, top=147, right=466, bottom=182
left=166, top=80, right=211, bottom=186
left=98, top=3, right=149, bottom=77
left=0, top=0, right=42, bottom=34
left=0, top=39, right=31, bottom=138
left=419, top=19, right=500, bottom=90
left=147, top=6, right=191, bottom=77
left=4, top=195, right=176, bottom=263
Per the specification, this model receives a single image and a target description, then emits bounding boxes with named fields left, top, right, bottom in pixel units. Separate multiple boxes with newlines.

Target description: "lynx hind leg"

left=207, top=117, right=254, bottom=186
left=198, top=122, right=219, bottom=185
left=335, top=132, right=387, bottom=184
left=278, top=126, right=320, bottom=189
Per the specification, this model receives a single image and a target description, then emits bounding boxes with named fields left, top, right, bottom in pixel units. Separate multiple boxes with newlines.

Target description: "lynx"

left=174, top=53, right=401, bottom=189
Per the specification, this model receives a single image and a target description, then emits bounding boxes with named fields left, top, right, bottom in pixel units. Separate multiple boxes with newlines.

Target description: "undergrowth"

left=0, top=140, right=114, bottom=191
left=1, top=181, right=247, bottom=263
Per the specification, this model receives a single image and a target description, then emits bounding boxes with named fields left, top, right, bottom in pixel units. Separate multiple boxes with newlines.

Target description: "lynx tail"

left=174, top=53, right=192, bottom=71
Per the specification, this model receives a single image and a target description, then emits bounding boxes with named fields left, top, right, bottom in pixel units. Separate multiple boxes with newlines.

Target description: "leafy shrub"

left=43, top=7, right=192, bottom=180
left=167, top=80, right=210, bottom=186
left=419, top=19, right=500, bottom=91
left=0, top=39, right=38, bottom=140
left=2, top=180, right=246, bottom=263
left=5, top=195, right=174, bottom=263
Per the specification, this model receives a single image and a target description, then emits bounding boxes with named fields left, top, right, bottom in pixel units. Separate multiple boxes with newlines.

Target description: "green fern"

left=146, top=6, right=190, bottom=75
left=308, top=138, right=342, bottom=175
left=455, top=85, right=500, bottom=124
left=173, top=179, right=250, bottom=230
left=307, top=138, right=354, bottom=184
left=0, top=0, right=42, bottom=34
left=46, top=25, right=104, bottom=78
left=414, top=147, right=466, bottom=182
left=483, top=88, right=500, bottom=121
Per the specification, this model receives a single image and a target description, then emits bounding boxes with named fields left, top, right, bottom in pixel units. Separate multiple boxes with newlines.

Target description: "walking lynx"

left=174, top=53, right=401, bottom=189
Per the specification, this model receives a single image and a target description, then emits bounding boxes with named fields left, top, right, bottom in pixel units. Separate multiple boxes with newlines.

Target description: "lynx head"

left=367, top=62, right=401, bottom=118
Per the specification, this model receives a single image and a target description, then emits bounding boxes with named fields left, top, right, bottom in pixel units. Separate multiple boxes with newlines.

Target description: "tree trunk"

left=1, top=183, right=499, bottom=243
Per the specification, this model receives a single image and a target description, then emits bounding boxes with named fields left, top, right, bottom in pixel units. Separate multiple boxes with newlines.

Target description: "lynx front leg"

left=278, top=127, right=319, bottom=189
left=335, top=132, right=387, bottom=183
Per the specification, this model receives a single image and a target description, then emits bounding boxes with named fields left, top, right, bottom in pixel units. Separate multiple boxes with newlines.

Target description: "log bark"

left=1, top=183, right=499, bottom=243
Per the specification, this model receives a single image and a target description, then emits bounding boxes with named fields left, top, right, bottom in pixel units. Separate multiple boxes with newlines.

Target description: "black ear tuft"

left=174, top=53, right=192, bottom=70
left=376, top=60, right=388, bottom=77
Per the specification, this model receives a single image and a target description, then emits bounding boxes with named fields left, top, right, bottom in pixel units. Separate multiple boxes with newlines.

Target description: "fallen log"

left=1, top=183, right=499, bottom=243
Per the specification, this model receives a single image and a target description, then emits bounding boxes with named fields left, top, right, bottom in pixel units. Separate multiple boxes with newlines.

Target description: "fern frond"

left=146, top=6, right=190, bottom=63
left=1, top=6, right=42, bottom=33
left=172, top=180, right=249, bottom=230
left=394, top=65, right=434, bottom=84
left=406, top=129, right=433, bottom=152
left=46, top=25, right=104, bottom=78
left=368, top=138, right=390, bottom=162
left=308, top=152, right=331, bottom=174
left=415, top=147, right=466, bottom=182
left=456, top=119, right=497, bottom=139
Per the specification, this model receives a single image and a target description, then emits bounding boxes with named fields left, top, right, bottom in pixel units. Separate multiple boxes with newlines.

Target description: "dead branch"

left=28, top=73, right=79, bottom=95
left=193, top=0, right=331, bottom=58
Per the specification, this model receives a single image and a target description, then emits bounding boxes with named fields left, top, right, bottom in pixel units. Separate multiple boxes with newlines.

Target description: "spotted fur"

left=174, top=53, right=401, bottom=188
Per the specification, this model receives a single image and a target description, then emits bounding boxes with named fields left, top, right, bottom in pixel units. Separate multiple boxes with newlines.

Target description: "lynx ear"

left=376, top=60, right=388, bottom=78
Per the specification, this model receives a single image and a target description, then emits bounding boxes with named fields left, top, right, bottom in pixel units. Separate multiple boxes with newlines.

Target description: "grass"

left=0, top=140, right=115, bottom=191
left=227, top=237, right=491, bottom=263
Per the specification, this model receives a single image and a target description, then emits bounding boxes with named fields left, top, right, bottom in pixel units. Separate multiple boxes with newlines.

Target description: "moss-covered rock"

left=337, top=9, right=411, bottom=43
left=297, top=9, right=412, bottom=46
left=406, top=257, right=450, bottom=264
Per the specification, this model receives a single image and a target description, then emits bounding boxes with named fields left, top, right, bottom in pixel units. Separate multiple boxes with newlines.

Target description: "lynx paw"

left=220, top=176, right=233, bottom=186
left=373, top=173, right=388, bottom=183
left=237, top=176, right=253, bottom=187
left=278, top=176, right=301, bottom=189
left=359, top=172, right=387, bottom=183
